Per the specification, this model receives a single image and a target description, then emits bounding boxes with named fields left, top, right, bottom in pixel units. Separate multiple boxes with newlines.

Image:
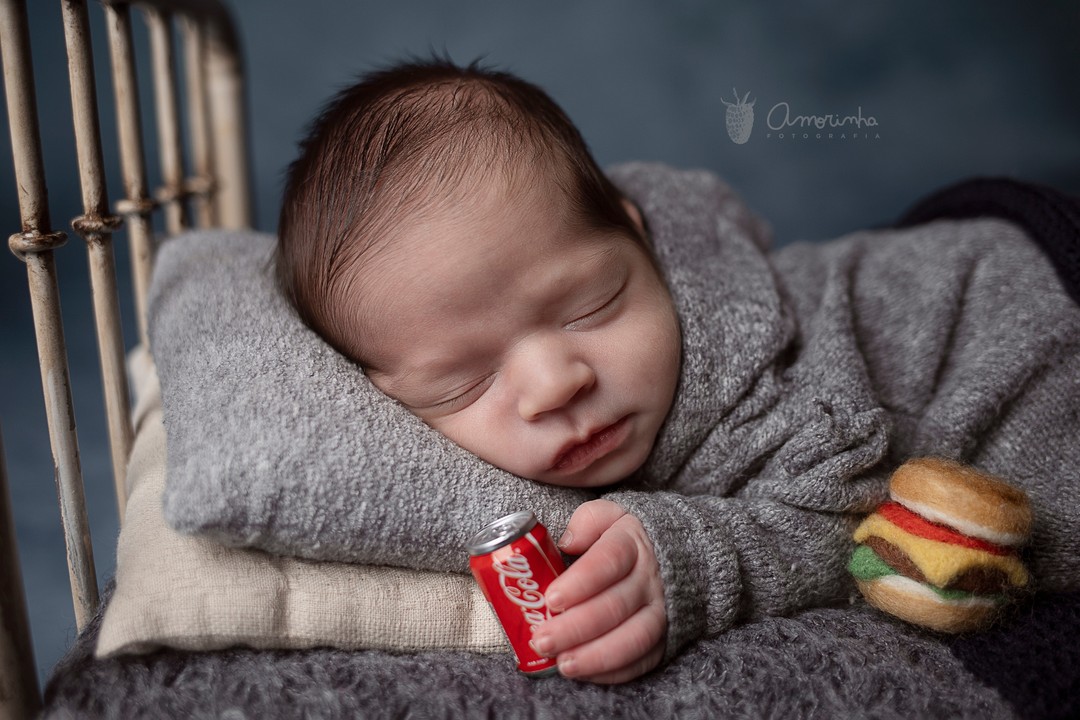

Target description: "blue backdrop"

left=2, top=0, right=1078, bottom=684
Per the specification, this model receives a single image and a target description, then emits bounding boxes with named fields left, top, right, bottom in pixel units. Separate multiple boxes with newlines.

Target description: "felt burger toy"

left=849, top=457, right=1032, bottom=633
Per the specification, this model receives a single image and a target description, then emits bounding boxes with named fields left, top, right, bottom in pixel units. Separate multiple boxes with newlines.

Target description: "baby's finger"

left=558, top=499, right=627, bottom=555
left=556, top=603, right=666, bottom=680
left=531, top=568, right=648, bottom=655
left=546, top=523, right=638, bottom=612
left=574, top=641, right=666, bottom=685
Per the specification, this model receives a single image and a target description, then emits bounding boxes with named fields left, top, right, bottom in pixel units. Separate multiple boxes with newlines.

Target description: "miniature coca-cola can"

left=467, top=510, right=566, bottom=677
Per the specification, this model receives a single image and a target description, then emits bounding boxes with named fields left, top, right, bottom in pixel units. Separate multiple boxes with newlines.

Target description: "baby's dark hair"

left=276, top=58, right=643, bottom=364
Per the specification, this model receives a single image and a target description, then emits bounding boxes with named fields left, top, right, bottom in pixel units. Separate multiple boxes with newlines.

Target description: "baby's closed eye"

left=406, top=373, right=497, bottom=416
left=564, top=279, right=627, bottom=331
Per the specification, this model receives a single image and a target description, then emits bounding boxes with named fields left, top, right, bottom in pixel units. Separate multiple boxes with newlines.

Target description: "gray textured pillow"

left=99, top=347, right=506, bottom=657
left=150, top=230, right=590, bottom=572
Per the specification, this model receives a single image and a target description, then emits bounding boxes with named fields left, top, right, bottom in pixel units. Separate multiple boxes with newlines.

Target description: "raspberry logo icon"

left=722, top=88, right=755, bottom=144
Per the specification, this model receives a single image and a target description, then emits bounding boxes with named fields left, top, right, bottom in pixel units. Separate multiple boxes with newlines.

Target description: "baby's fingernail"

left=557, top=530, right=573, bottom=549
left=558, top=655, right=577, bottom=676
left=529, top=636, right=555, bottom=656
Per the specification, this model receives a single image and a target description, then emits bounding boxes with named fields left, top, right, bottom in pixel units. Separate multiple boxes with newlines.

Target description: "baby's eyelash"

left=427, top=374, right=495, bottom=412
left=565, top=281, right=627, bottom=330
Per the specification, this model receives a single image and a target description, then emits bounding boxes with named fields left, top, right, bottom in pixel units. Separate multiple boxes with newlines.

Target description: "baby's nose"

left=515, top=343, right=595, bottom=421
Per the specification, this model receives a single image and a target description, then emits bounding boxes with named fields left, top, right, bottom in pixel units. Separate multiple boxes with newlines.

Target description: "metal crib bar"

left=181, top=15, right=216, bottom=228
left=0, top=0, right=100, bottom=631
left=103, top=1, right=157, bottom=346
left=61, top=0, right=134, bottom=522
left=199, top=5, right=250, bottom=228
left=1, top=2, right=253, bottom=703
left=145, top=6, right=190, bottom=236
left=102, top=0, right=252, bottom=343
left=106, top=0, right=253, bottom=229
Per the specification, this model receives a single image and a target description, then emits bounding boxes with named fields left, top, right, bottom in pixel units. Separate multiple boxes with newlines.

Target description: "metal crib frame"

left=0, top=1, right=251, bottom=715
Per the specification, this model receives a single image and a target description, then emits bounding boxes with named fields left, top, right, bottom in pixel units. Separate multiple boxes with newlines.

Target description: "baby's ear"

left=621, top=197, right=645, bottom=236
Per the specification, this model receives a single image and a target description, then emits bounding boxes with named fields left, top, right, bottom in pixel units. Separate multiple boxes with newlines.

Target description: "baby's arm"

left=529, top=500, right=666, bottom=683
left=531, top=492, right=862, bottom=683
left=605, top=488, right=871, bottom=660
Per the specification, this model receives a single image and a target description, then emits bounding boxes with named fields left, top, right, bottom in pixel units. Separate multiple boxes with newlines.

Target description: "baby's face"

left=359, top=175, right=681, bottom=488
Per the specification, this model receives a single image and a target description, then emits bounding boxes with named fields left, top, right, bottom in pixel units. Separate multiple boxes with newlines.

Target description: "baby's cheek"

left=431, top=405, right=528, bottom=474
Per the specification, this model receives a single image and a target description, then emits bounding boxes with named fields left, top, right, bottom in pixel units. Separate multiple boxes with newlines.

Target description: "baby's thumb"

left=558, top=499, right=627, bottom=555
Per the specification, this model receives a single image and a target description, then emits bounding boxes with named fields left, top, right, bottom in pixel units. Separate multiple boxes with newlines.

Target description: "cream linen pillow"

left=95, top=348, right=506, bottom=657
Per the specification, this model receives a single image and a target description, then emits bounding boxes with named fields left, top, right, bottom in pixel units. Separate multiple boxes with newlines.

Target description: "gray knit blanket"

left=42, top=164, right=1080, bottom=717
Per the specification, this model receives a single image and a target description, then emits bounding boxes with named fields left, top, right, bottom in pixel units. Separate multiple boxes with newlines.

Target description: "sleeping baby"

left=272, top=59, right=1080, bottom=683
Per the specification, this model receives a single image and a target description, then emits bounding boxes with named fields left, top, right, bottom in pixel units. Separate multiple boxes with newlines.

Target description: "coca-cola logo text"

left=494, top=551, right=551, bottom=631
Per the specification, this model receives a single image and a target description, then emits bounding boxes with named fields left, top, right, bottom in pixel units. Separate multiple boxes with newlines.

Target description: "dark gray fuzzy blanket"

left=43, top=583, right=1080, bottom=719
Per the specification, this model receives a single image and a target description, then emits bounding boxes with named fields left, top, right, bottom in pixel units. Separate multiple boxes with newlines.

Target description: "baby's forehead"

left=337, top=161, right=640, bottom=359
left=374, top=162, right=572, bottom=253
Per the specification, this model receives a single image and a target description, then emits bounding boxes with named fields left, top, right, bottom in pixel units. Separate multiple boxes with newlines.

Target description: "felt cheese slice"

left=853, top=512, right=1029, bottom=589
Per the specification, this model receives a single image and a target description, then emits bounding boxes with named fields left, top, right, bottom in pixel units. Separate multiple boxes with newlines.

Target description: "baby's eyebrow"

left=539, top=241, right=623, bottom=299
left=579, top=240, right=623, bottom=272
left=568, top=243, right=629, bottom=295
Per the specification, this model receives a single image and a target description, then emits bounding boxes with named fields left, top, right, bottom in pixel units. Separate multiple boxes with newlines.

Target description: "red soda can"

left=467, top=510, right=566, bottom=677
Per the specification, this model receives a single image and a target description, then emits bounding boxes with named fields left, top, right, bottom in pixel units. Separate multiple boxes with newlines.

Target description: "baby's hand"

left=530, top=499, right=666, bottom=683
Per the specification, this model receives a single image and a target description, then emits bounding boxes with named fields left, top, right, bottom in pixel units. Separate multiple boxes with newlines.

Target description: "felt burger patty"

left=849, top=457, right=1032, bottom=633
